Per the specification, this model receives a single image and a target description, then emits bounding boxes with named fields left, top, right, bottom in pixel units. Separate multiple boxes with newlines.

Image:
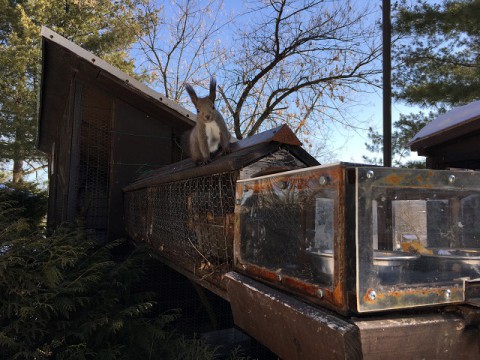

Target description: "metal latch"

left=464, top=279, right=480, bottom=307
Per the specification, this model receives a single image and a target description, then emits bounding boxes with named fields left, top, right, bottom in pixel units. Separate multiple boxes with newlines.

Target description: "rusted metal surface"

left=234, top=164, right=480, bottom=314
left=465, top=279, right=480, bottom=307
left=234, top=164, right=353, bottom=315
left=226, top=272, right=362, bottom=360
left=354, top=312, right=480, bottom=359
left=360, top=286, right=465, bottom=312
left=123, top=132, right=319, bottom=293
left=356, top=167, right=480, bottom=313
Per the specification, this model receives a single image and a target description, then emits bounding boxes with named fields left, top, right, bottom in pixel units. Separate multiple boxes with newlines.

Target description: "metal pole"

left=382, top=0, right=392, bottom=167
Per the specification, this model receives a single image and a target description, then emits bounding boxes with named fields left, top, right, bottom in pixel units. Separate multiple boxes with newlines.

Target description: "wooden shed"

left=123, top=125, right=320, bottom=298
left=410, top=100, right=480, bottom=170
left=37, top=27, right=194, bottom=242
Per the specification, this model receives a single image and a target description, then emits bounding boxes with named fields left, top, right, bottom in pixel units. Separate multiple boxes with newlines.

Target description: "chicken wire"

left=126, top=172, right=237, bottom=272
left=75, top=85, right=112, bottom=243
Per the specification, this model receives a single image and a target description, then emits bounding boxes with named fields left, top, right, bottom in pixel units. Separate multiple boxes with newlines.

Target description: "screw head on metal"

left=316, top=289, right=324, bottom=298
left=278, top=181, right=288, bottom=189
left=366, top=170, right=374, bottom=179
left=319, top=176, right=328, bottom=185
left=445, top=289, right=452, bottom=299
left=448, top=175, right=456, bottom=184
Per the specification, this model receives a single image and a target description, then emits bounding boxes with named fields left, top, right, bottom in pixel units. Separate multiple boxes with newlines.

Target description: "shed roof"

left=37, top=27, right=195, bottom=153
left=410, top=100, right=480, bottom=153
left=123, top=124, right=320, bottom=191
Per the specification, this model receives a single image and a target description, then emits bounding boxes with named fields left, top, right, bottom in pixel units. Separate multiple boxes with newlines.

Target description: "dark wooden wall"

left=47, top=79, right=188, bottom=242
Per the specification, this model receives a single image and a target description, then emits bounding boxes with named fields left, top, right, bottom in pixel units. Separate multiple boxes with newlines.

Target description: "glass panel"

left=237, top=166, right=339, bottom=289
left=357, top=167, right=480, bottom=312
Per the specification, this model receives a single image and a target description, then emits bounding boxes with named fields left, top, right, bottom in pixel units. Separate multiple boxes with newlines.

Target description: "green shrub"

left=0, top=181, right=47, bottom=236
left=0, top=192, right=216, bottom=359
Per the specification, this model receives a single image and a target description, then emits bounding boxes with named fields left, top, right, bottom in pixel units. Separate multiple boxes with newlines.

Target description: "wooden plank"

left=156, top=256, right=229, bottom=301
left=123, top=142, right=289, bottom=191
left=354, top=312, right=480, bottom=360
left=123, top=130, right=320, bottom=192
left=228, top=124, right=301, bottom=150
left=226, top=272, right=362, bottom=360
left=410, top=101, right=480, bottom=152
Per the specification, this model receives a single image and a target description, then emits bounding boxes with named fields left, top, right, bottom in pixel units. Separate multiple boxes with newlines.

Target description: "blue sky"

left=332, top=91, right=424, bottom=164
left=222, top=1, right=428, bottom=164
left=140, top=0, right=432, bottom=165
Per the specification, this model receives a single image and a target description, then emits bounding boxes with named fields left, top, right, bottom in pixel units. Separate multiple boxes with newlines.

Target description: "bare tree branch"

left=219, top=0, right=382, bottom=139
left=135, top=0, right=382, bottom=159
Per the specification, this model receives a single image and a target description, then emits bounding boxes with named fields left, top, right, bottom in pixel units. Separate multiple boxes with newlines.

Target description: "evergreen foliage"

left=363, top=111, right=436, bottom=168
left=0, top=188, right=217, bottom=360
left=393, top=0, right=480, bottom=107
left=364, top=0, right=478, bottom=166
left=0, top=181, right=47, bottom=235
left=0, top=0, right=149, bottom=182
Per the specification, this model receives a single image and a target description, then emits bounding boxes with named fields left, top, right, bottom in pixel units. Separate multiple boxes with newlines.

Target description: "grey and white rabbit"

left=183, top=77, right=231, bottom=165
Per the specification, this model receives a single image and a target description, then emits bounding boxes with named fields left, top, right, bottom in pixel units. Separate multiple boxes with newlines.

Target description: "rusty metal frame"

left=234, top=163, right=480, bottom=314
left=354, top=167, right=480, bottom=312
left=233, top=164, right=354, bottom=315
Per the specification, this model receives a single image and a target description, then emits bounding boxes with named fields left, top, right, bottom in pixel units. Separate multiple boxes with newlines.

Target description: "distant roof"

left=37, top=27, right=195, bottom=152
left=123, top=124, right=320, bottom=191
left=410, top=100, right=480, bottom=152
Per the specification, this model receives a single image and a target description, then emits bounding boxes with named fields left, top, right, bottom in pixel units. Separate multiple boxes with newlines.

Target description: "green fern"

left=0, top=185, right=219, bottom=360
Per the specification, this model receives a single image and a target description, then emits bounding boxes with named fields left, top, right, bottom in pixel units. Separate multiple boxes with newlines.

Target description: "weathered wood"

left=238, top=148, right=307, bottom=180
left=229, top=124, right=302, bottom=149
left=156, top=256, right=230, bottom=301
left=410, top=100, right=480, bottom=152
left=226, top=272, right=362, bottom=360
left=354, top=312, right=480, bottom=360
left=38, top=27, right=194, bottom=242
left=410, top=100, right=480, bottom=170
left=38, top=27, right=194, bottom=154
left=123, top=141, right=320, bottom=191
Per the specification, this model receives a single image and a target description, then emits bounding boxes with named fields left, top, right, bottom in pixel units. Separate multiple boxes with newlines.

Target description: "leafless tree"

left=136, top=0, right=382, bottom=158
left=218, top=0, right=382, bottom=142
left=135, top=0, right=228, bottom=102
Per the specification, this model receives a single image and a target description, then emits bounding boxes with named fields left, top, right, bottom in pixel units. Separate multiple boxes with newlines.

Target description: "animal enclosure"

left=235, top=163, right=480, bottom=314
left=38, top=27, right=193, bottom=242
left=124, top=126, right=319, bottom=295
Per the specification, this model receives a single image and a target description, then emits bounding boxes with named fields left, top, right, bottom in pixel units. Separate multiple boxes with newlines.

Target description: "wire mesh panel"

left=237, top=170, right=340, bottom=287
left=124, top=189, right=148, bottom=242
left=76, top=86, right=112, bottom=243
left=126, top=172, right=237, bottom=278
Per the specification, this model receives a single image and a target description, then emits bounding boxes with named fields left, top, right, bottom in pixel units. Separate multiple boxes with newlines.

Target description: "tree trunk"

left=12, top=159, right=24, bottom=183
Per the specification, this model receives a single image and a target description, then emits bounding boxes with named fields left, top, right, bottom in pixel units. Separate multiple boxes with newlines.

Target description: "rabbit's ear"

left=185, top=84, right=198, bottom=106
left=209, top=77, right=217, bottom=103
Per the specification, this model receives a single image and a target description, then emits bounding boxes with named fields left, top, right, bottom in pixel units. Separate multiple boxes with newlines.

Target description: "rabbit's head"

left=185, top=77, right=217, bottom=123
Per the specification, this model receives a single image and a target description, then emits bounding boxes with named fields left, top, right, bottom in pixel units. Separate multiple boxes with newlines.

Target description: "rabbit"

left=183, top=77, right=231, bottom=165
